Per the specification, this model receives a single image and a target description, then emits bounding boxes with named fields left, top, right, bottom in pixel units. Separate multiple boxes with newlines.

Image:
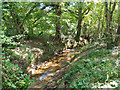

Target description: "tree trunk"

left=98, top=18, right=101, bottom=38
left=55, top=2, right=62, bottom=43
left=75, top=20, right=82, bottom=42
left=75, top=2, right=83, bottom=42
left=104, top=1, right=116, bottom=49
left=115, top=2, right=120, bottom=46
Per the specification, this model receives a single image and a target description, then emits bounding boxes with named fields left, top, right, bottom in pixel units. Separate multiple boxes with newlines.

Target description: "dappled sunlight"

left=10, top=37, right=120, bottom=88
left=47, top=66, right=61, bottom=72
left=31, top=48, right=43, bottom=54
left=44, top=62, right=53, bottom=66
left=112, top=49, right=119, bottom=56
left=28, top=44, right=101, bottom=88
left=34, top=69, right=45, bottom=75
left=13, top=44, right=44, bottom=66
left=2, top=1, right=120, bottom=89
left=92, top=80, right=119, bottom=88
left=28, top=48, right=77, bottom=88
left=51, top=63, right=61, bottom=67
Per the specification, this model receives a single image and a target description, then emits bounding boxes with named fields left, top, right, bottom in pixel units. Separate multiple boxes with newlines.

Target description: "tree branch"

left=20, top=4, right=47, bottom=27
left=91, top=10, right=99, bottom=19
left=82, top=8, right=87, bottom=15
left=32, top=17, right=41, bottom=25
left=19, top=4, right=37, bottom=27
left=84, top=7, right=91, bottom=15
left=82, top=7, right=91, bottom=19
left=109, top=1, right=112, bottom=12
left=104, top=2, right=108, bottom=19
left=68, top=9, right=78, bottom=18
left=111, top=1, right=116, bottom=15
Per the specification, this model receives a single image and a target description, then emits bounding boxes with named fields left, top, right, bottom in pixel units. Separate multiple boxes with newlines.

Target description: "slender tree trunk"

left=104, top=1, right=116, bottom=49
left=55, top=17, right=61, bottom=41
left=104, top=2, right=110, bottom=49
left=115, top=2, right=120, bottom=46
left=75, top=20, right=82, bottom=42
left=55, top=2, right=62, bottom=43
left=75, top=2, right=83, bottom=42
left=83, top=23, right=87, bottom=37
left=101, top=18, right=104, bottom=38
left=98, top=18, right=101, bottom=38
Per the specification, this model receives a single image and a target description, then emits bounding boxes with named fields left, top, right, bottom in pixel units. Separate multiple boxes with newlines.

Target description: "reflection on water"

left=39, top=71, right=53, bottom=81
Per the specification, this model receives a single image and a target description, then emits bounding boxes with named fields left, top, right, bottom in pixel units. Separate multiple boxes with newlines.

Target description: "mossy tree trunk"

left=75, top=2, right=91, bottom=42
left=115, top=2, right=120, bottom=46
left=55, top=2, right=62, bottom=43
left=104, top=1, right=116, bottom=49
left=75, top=2, right=83, bottom=42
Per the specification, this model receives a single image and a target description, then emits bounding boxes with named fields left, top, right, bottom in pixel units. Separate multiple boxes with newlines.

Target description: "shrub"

left=1, top=34, right=21, bottom=48
left=2, top=59, right=34, bottom=89
left=1, top=34, right=34, bottom=89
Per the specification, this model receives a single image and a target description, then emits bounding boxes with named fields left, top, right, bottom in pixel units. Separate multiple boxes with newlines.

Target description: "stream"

left=39, top=71, right=54, bottom=81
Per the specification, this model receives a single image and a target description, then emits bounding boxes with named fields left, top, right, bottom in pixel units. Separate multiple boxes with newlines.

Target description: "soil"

left=14, top=38, right=113, bottom=89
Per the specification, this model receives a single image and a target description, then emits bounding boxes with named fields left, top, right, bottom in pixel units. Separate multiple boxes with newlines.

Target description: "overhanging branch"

left=20, top=4, right=47, bottom=27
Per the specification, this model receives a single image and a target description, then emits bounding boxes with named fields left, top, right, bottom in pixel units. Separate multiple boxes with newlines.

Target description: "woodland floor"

left=11, top=38, right=119, bottom=89
left=25, top=38, right=83, bottom=88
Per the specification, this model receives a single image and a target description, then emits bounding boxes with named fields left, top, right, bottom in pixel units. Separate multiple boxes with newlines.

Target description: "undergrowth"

left=2, top=59, right=34, bottom=89
left=60, top=48, right=119, bottom=88
left=2, top=34, right=34, bottom=89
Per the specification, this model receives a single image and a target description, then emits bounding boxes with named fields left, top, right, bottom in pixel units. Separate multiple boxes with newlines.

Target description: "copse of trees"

left=2, top=1, right=120, bottom=89
left=2, top=1, right=120, bottom=49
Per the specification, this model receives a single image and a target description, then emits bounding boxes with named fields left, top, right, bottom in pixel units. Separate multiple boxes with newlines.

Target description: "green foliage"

left=78, top=43, right=98, bottom=54
left=2, top=34, right=21, bottom=48
left=86, top=49, right=112, bottom=58
left=1, top=2, right=119, bottom=88
left=2, top=59, right=34, bottom=89
left=12, top=34, right=25, bottom=42
left=1, top=33, right=34, bottom=89
left=62, top=49, right=118, bottom=88
left=4, top=28, right=19, bottom=36
left=2, top=2, right=119, bottom=47
left=44, top=41, right=56, bottom=53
